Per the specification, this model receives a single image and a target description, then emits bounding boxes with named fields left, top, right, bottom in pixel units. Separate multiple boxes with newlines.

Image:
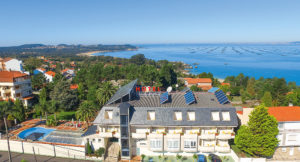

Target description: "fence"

left=0, top=139, right=102, bottom=161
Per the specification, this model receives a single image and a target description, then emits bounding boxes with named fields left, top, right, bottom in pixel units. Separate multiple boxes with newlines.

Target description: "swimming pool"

left=18, top=127, right=55, bottom=141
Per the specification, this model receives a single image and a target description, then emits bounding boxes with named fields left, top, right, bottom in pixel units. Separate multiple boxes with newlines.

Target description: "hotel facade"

left=0, top=71, right=33, bottom=106
left=84, top=80, right=238, bottom=160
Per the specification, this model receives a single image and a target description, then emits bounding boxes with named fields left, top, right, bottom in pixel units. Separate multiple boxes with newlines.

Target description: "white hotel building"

left=0, top=71, right=33, bottom=106
left=83, top=80, right=238, bottom=161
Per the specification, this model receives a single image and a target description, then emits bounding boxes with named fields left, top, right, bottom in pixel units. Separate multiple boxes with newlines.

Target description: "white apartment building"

left=83, top=80, right=238, bottom=160
left=268, top=106, right=300, bottom=156
left=0, top=57, right=24, bottom=72
left=0, top=71, right=33, bottom=106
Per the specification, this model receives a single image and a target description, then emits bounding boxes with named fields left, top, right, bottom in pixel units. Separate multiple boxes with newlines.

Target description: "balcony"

left=217, top=133, right=234, bottom=139
left=200, top=133, right=215, bottom=139
left=165, top=147, right=180, bottom=152
left=216, top=146, right=230, bottom=153
left=199, top=146, right=215, bottom=152
left=99, top=132, right=113, bottom=138
left=132, top=133, right=146, bottom=139
left=183, top=147, right=197, bottom=152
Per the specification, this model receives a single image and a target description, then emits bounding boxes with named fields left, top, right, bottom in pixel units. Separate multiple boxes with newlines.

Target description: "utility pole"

left=4, top=117, right=12, bottom=162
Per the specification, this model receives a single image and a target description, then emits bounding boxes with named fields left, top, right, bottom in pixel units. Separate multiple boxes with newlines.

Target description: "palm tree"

left=12, top=99, right=25, bottom=122
left=96, top=82, right=116, bottom=106
left=76, top=101, right=96, bottom=127
left=47, top=100, right=60, bottom=121
left=0, top=100, right=14, bottom=119
left=35, top=99, right=49, bottom=120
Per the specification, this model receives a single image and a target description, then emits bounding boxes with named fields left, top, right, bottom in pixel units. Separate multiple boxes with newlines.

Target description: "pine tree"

left=261, top=91, right=272, bottom=107
left=235, top=104, right=279, bottom=157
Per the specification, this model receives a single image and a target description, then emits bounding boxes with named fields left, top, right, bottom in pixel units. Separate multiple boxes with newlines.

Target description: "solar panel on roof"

left=160, top=92, right=169, bottom=104
left=106, top=79, right=137, bottom=105
left=214, top=90, right=230, bottom=104
left=184, top=90, right=195, bottom=105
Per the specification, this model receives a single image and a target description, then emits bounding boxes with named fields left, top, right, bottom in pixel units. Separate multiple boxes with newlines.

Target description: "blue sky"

left=0, top=0, right=300, bottom=46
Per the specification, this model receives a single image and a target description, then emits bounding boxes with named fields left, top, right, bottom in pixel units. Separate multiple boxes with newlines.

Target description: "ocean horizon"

left=93, top=44, right=300, bottom=84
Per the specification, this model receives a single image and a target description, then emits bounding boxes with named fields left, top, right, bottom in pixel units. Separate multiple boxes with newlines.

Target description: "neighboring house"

left=0, top=57, right=24, bottom=72
left=268, top=106, right=300, bottom=156
left=44, top=71, right=56, bottom=82
left=33, top=68, right=46, bottom=75
left=221, top=83, right=230, bottom=86
left=184, top=78, right=212, bottom=91
left=0, top=71, right=33, bottom=106
left=61, top=68, right=75, bottom=79
left=83, top=80, right=238, bottom=160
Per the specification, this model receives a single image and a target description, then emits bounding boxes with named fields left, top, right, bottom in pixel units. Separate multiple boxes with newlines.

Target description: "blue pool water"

left=93, top=44, right=300, bottom=84
left=18, top=127, right=55, bottom=140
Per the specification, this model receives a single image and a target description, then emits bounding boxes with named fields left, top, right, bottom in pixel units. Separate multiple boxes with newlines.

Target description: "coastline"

left=77, top=48, right=137, bottom=57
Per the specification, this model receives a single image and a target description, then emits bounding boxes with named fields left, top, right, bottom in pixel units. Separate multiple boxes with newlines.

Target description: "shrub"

left=95, top=147, right=105, bottom=157
left=46, top=118, right=58, bottom=127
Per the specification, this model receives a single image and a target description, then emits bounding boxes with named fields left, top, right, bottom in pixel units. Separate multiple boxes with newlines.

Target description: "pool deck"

left=8, top=119, right=88, bottom=140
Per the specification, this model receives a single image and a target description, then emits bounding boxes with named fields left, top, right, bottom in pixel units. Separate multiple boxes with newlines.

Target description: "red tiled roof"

left=70, top=84, right=78, bottom=90
left=268, top=106, right=300, bottom=122
left=37, top=68, right=46, bottom=72
left=61, top=68, right=74, bottom=73
left=0, top=71, right=28, bottom=82
left=184, top=78, right=212, bottom=84
left=0, top=57, right=13, bottom=62
left=45, top=71, right=56, bottom=77
left=221, top=83, right=230, bottom=86
left=198, top=85, right=213, bottom=91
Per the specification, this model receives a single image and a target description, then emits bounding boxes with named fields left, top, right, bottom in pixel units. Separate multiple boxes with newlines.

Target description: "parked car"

left=209, top=154, right=222, bottom=162
left=197, top=154, right=206, bottom=162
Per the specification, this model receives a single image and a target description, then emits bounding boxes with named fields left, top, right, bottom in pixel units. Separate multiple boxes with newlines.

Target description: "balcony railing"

left=216, top=146, right=230, bottom=153
left=217, top=134, right=233, bottom=139
left=200, top=134, right=215, bottom=139
left=132, top=133, right=146, bottom=139
left=199, top=146, right=215, bottom=152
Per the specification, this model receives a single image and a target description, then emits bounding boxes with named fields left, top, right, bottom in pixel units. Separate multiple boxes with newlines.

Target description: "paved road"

left=0, top=151, right=95, bottom=162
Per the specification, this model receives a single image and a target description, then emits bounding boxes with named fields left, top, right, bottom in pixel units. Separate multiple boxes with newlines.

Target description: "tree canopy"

left=235, top=104, right=279, bottom=157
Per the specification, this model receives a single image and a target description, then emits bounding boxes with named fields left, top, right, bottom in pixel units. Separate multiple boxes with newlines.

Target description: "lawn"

left=143, top=155, right=234, bottom=162
left=33, top=111, right=76, bottom=120
left=231, top=145, right=252, bottom=158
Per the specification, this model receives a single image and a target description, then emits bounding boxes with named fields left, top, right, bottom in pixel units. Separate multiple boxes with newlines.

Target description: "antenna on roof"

left=167, top=86, right=172, bottom=93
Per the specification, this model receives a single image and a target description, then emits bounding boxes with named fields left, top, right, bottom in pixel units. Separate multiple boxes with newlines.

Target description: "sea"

left=93, top=44, right=300, bottom=84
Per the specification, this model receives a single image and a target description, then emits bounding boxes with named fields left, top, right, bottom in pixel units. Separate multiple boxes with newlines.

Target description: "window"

left=278, top=123, right=284, bottom=129
left=147, top=111, right=156, bottom=120
left=150, top=139, right=162, bottom=149
left=174, top=111, right=182, bottom=121
left=222, top=112, right=230, bottom=121
left=187, top=111, right=195, bottom=121
left=211, top=112, right=220, bottom=121
left=167, top=139, right=180, bottom=149
left=98, top=139, right=101, bottom=142
left=184, top=140, right=196, bottom=149
left=105, top=110, right=113, bottom=119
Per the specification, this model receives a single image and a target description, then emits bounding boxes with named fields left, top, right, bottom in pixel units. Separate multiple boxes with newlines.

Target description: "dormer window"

left=211, top=112, right=220, bottom=121
left=174, top=111, right=182, bottom=121
left=105, top=110, right=113, bottom=120
left=222, top=112, right=230, bottom=121
left=147, top=111, right=156, bottom=120
left=187, top=111, right=195, bottom=121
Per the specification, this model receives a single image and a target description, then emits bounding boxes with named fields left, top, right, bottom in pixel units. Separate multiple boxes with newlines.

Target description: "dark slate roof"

left=109, top=92, right=232, bottom=108
left=94, top=105, right=238, bottom=127
left=106, top=79, right=137, bottom=105
left=81, top=125, right=97, bottom=137
left=94, top=106, right=120, bottom=125
left=129, top=107, right=238, bottom=127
